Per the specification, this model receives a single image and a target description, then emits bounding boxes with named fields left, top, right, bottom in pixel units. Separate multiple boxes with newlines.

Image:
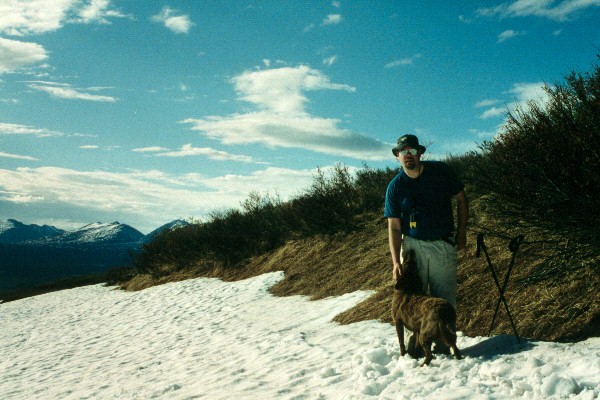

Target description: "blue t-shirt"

left=384, top=161, right=464, bottom=240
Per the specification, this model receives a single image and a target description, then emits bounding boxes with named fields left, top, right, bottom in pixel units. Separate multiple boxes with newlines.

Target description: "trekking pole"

left=488, top=235, right=524, bottom=342
left=476, top=233, right=521, bottom=343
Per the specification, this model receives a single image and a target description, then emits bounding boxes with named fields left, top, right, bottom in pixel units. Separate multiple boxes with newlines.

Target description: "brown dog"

left=391, top=249, right=462, bottom=366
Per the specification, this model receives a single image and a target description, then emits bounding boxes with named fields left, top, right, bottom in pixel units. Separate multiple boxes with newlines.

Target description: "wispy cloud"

left=156, top=144, right=261, bottom=164
left=480, top=107, right=507, bottom=119
left=475, top=99, right=502, bottom=108
left=28, top=82, right=118, bottom=102
left=0, top=0, right=129, bottom=36
left=477, top=0, right=600, bottom=21
left=0, top=165, right=323, bottom=230
left=0, top=38, right=48, bottom=74
left=469, top=128, right=497, bottom=140
left=497, top=29, right=526, bottom=42
left=132, top=146, right=170, bottom=153
left=478, top=82, right=550, bottom=119
left=0, top=122, right=64, bottom=137
left=323, top=55, right=337, bottom=66
left=0, top=151, right=39, bottom=161
left=151, top=6, right=194, bottom=34
left=322, top=14, right=343, bottom=25
left=182, top=65, right=390, bottom=160
left=75, top=0, right=130, bottom=24
left=303, top=23, right=316, bottom=33
left=384, top=54, right=423, bottom=68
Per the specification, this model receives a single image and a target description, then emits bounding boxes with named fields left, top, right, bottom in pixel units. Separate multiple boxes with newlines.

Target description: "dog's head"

left=394, top=249, right=423, bottom=293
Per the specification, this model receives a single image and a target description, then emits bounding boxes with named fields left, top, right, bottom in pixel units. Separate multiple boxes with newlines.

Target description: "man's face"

left=396, top=147, right=421, bottom=171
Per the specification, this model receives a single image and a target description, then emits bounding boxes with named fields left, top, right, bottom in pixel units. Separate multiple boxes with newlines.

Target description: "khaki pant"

left=401, top=235, right=458, bottom=351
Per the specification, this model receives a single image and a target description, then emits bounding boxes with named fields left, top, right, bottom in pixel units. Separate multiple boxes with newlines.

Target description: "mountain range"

left=0, top=219, right=189, bottom=295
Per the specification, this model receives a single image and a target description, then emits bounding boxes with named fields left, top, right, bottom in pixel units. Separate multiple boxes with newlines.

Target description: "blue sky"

left=1, top=1, right=599, bottom=233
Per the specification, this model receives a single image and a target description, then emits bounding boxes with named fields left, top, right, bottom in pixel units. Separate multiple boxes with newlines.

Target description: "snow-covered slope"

left=42, top=221, right=145, bottom=244
left=1, top=273, right=598, bottom=399
left=144, top=219, right=189, bottom=242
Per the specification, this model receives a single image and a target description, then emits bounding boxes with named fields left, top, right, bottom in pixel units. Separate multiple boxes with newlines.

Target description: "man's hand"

left=392, top=262, right=401, bottom=281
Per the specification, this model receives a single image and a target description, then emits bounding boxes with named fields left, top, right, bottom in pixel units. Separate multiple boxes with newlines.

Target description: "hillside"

left=123, top=201, right=599, bottom=342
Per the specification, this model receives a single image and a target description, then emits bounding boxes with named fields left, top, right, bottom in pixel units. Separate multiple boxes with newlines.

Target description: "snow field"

left=0, top=272, right=598, bottom=399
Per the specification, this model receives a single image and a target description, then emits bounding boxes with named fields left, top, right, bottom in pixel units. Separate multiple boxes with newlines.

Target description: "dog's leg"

left=439, top=322, right=462, bottom=360
left=420, top=339, right=434, bottom=367
left=451, top=344, right=462, bottom=360
left=395, top=320, right=406, bottom=356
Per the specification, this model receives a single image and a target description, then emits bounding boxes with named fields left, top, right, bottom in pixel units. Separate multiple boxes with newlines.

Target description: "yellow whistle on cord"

left=410, top=221, right=417, bottom=228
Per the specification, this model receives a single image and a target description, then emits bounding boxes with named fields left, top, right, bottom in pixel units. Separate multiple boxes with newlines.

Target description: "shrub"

left=134, top=163, right=395, bottom=276
left=465, top=59, right=600, bottom=231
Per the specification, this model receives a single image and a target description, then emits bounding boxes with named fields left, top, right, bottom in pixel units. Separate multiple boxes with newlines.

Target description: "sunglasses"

left=399, top=148, right=419, bottom=156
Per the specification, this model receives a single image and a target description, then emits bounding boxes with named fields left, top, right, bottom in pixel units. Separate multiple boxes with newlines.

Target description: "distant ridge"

left=144, top=219, right=189, bottom=243
left=0, top=219, right=189, bottom=295
left=0, top=219, right=64, bottom=244
left=0, top=219, right=188, bottom=245
left=35, top=221, right=145, bottom=245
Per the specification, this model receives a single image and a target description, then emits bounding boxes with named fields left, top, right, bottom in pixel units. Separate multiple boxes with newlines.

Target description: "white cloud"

left=384, top=54, right=423, bottom=68
left=156, top=144, right=260, bottom=164
left=0, top=150, right=39, bottom=161
left=75, top=0, right=129, bottom=24
left=0, top=166, right=321, bottom=231
left=508, top=82, right=550, bottom=103
left=0, top=0, right=128, bottom=36
left=0, top=38, right=48, bottom=74
left=469, top=128, right=497, bottom=140
left=182, top=66, right=389, bottom=160
left=151, top=6, right=194, bottom=34
left=232, top=65, right=355, bottom=114
left=323, top=55, right=337, bottom=66
left=475, top=99, right=501, bottom=108
left=0, top=122, right=64, bottom=137
left=132, top=146, right=170, bottom=153
left=28, top=82, right=118, bottom=102
left=478, top=82, right=550, bottom=119
left=303, top=23, right=316, bottom=33
left=80, top=145, right=99, bottom=149
left=477, top=0, right=600, bottom=21
left=497, top=29, right=525, bottom=42
left=480, top=106, right=506, bottom=119
left=322, top=14, right=343, bottom=25
left=332, top=1, right=341, bottom=7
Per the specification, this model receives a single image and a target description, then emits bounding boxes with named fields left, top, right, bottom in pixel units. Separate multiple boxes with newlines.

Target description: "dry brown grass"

left=121, top=207, right=599, bottom=342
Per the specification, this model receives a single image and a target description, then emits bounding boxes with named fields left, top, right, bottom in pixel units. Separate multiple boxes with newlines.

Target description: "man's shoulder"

left=424, top=160, right=456, bottom=175
left=388, top=170, right=406, bottom=185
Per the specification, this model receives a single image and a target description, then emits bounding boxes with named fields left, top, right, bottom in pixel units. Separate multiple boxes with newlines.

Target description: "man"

left=384, top=134, right=468, bottom=355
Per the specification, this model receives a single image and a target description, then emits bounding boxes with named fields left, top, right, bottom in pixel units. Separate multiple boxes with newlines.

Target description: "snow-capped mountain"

left=144, top=219, right=189, bottom=242
left=0, top=219, right=186, bottom=294
left=0, top=219, right=64, bottom=244
left=37, top=222, right=145, bottom=245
